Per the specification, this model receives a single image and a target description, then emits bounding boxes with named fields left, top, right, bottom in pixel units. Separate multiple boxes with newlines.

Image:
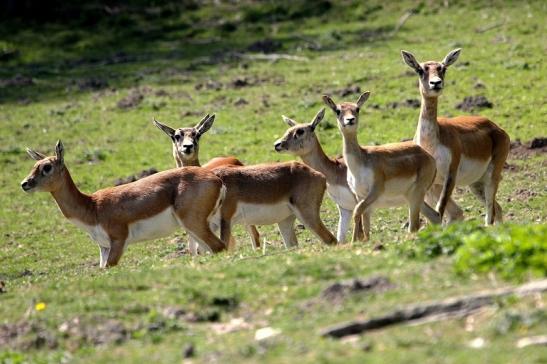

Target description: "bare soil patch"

left=0, top=74, right=34, bottom=87
left=509, top=138, right=547, bottom=159
left=386, top=98, right=420, bottom=109
left=455, top=95, right=493, bottom=112
left=114, top=168, right=158, bottom=186
left=247, top=39, right=282, bottom=54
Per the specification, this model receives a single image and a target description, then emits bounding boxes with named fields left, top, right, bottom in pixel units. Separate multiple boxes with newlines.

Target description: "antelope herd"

left=20, top=49, right=511, bottom=267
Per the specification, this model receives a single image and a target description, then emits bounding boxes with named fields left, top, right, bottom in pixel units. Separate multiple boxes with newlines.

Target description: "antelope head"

left=322, top=91, right=371, bottom=136
left=21, top=140, right=65, bottom=193
left=153, top=114, right=215, bottom=166
left=401, top=48, right=461, bottom=97
left=274, top=108, right=326, bottom=156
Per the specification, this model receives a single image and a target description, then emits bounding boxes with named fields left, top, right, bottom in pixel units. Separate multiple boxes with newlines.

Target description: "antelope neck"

left=299, top=137, right=339, bottom=184
left=50, top=169, right=96, bottom=225
left=341, top=131, right=368, bottom=169
left=416, top=95, right=440, bottom=144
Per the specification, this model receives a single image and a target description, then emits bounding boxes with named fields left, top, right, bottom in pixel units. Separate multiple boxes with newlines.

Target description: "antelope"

left=401, top=48, right=510, bottom=225
left=323, top=92, right=441, bottom=241
left=154, top=115, right=337, bottom=249
left=210, top=162, right=338, bottom=249
left=274, top=108, right=367, bottom=243
left=153, top=114, right=260, bottom=251
left=21, top=140, right=227, bottom=268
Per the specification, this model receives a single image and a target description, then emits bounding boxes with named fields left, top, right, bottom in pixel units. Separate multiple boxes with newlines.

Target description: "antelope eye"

left=335, top=108, right=341, bottom=115
left=296, top=129, right=305, bottom=136
left=174, top=134, right=181, bottom=141
left=424, top=65, right=429, bottom=71
left=356, top=107, right=360, bottom=113
left=43, top=164, right=52, bottom=173
left=437, top=66, right=442, bottom=72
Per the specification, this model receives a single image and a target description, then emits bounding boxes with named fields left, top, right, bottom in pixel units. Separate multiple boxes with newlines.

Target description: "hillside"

left=0, top=1, right=546, bottom=363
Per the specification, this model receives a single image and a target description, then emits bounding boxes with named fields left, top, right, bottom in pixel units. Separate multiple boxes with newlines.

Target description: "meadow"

left=0, top=1, right=546, bottom=363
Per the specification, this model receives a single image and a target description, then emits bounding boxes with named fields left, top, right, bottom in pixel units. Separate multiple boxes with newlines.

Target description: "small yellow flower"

left=35, top=302, right=46, bottom=311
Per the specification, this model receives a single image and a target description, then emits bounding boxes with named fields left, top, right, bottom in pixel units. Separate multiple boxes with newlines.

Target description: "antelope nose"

left=429, top=79, right=442, bottom=88
left=274, top=141, right=282, bottom=151
left=21, top=179, right=33, bottom=191
left=182, top=144, right=193, bottom=153
left=344, top=117, right=355, bottom=125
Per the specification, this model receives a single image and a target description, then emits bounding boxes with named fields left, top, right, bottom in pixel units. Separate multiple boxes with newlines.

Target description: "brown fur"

left=274, top=111, right=369, bottom=242
left=401, top=49, right=511, bottom=224
left=211, top=161, right=337, bottom=247
left=154, top=115, right=261, bottom=249
left=21, top=142, right=226, bottom=267
left=323, top=93, right=440, bottom=241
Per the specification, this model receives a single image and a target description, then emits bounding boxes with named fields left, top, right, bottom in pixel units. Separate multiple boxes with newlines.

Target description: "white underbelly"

left=232, top=201, right=293, bottom=225
left=433, top=147, right=491, bottom=186
left=456, top=156, right=491, bottom=185
left=327, top=183, right=357, bottom=210
left=70, top=218, right=111, bottom=248
left=126, top=208, right=180, bottom=244
left=347, top=168, right=414, bottom=208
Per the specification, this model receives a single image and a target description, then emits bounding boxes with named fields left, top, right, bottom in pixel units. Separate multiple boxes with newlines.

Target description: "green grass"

left=1, top=1, right=546, bottom=363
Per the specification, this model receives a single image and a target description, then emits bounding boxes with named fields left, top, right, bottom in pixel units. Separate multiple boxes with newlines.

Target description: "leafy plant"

left=405, top=222, right=485, bottom=259
left=454, top=224, right=547, bottom=281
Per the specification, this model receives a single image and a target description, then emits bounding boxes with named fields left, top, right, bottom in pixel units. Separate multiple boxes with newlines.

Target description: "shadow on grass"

left=0, top=0, right=396, bottom=104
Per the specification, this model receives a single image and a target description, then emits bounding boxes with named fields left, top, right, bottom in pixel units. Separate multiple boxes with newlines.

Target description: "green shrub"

left=454, top=224, right=547, bottom=281
left=405, top=222, right=485, bottom=259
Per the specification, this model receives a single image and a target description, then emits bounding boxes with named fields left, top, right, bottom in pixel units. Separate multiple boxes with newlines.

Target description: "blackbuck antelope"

left=153, top=114, right=260, bottom=251
left=401, top=48, right=510, bottom=225
left=154, top=115, right=337, bottom=249
left=323, top=92, right=441, bottom=242
left=21, top=141, right=227, bottom=268
left=274, top=108, right=366, bottom=243
left=210, top=162, right=338, bottom=248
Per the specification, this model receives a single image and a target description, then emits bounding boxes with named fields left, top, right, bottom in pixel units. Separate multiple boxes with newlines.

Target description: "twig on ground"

left=392, top=8, right=417, bottom=36
left=321, top=279, right=547, bottom=338
left=476, top=21, right=505, bottom=33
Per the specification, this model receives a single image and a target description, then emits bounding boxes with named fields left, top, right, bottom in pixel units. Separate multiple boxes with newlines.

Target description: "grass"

left=0, top=1, right=546, bottom=363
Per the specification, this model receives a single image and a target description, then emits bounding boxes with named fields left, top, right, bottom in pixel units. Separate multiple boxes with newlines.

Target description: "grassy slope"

left=0, top=1, right=546, bottom=363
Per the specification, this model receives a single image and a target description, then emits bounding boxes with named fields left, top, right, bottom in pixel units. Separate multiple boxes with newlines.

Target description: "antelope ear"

left=442, top=48, right=461, bottom=67
left=282, top=115, right=296, bottom=127
left=196, top=114, right=215, bottom=136
left=310, top=108, right=325, bottom=130
left=153, top=118, right=175, bottom=138
left=322, top=95, right=338, bottom=113
left=356, top=91, right=370, bottom=108
left=401, top=50, right=423, bottom=74
left=55, top=140, right=64, bottom=164
left=26, top=148, right=47, bottom=161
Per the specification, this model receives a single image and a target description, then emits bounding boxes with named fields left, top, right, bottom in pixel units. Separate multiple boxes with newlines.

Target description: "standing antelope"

left=401, top=49, right=510, bottom=225
left=153, top=114, right=260, bottom=250
left=323, top=92, right=441, bottom=241
left=274, top=108, right=366, bottom=243
left=21, top=140, right=227, bottom=268
left=154, top=115, right=337, bottom=249
left=211, top=162, right=337, bottom=249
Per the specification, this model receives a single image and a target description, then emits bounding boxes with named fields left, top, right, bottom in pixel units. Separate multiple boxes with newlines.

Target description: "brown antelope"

left=21, top=141, right=227, bottom=268
left=153, top=114, right=260, bottom=251
left=274, top=108, right=366, bottom=243
left=210, top=162, right=338, bottom=249
left=323, top=92, right=441, bottom=241
left=154, top=115, right=337, bottom=249
left=401, top=48, right=510, bottom=225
